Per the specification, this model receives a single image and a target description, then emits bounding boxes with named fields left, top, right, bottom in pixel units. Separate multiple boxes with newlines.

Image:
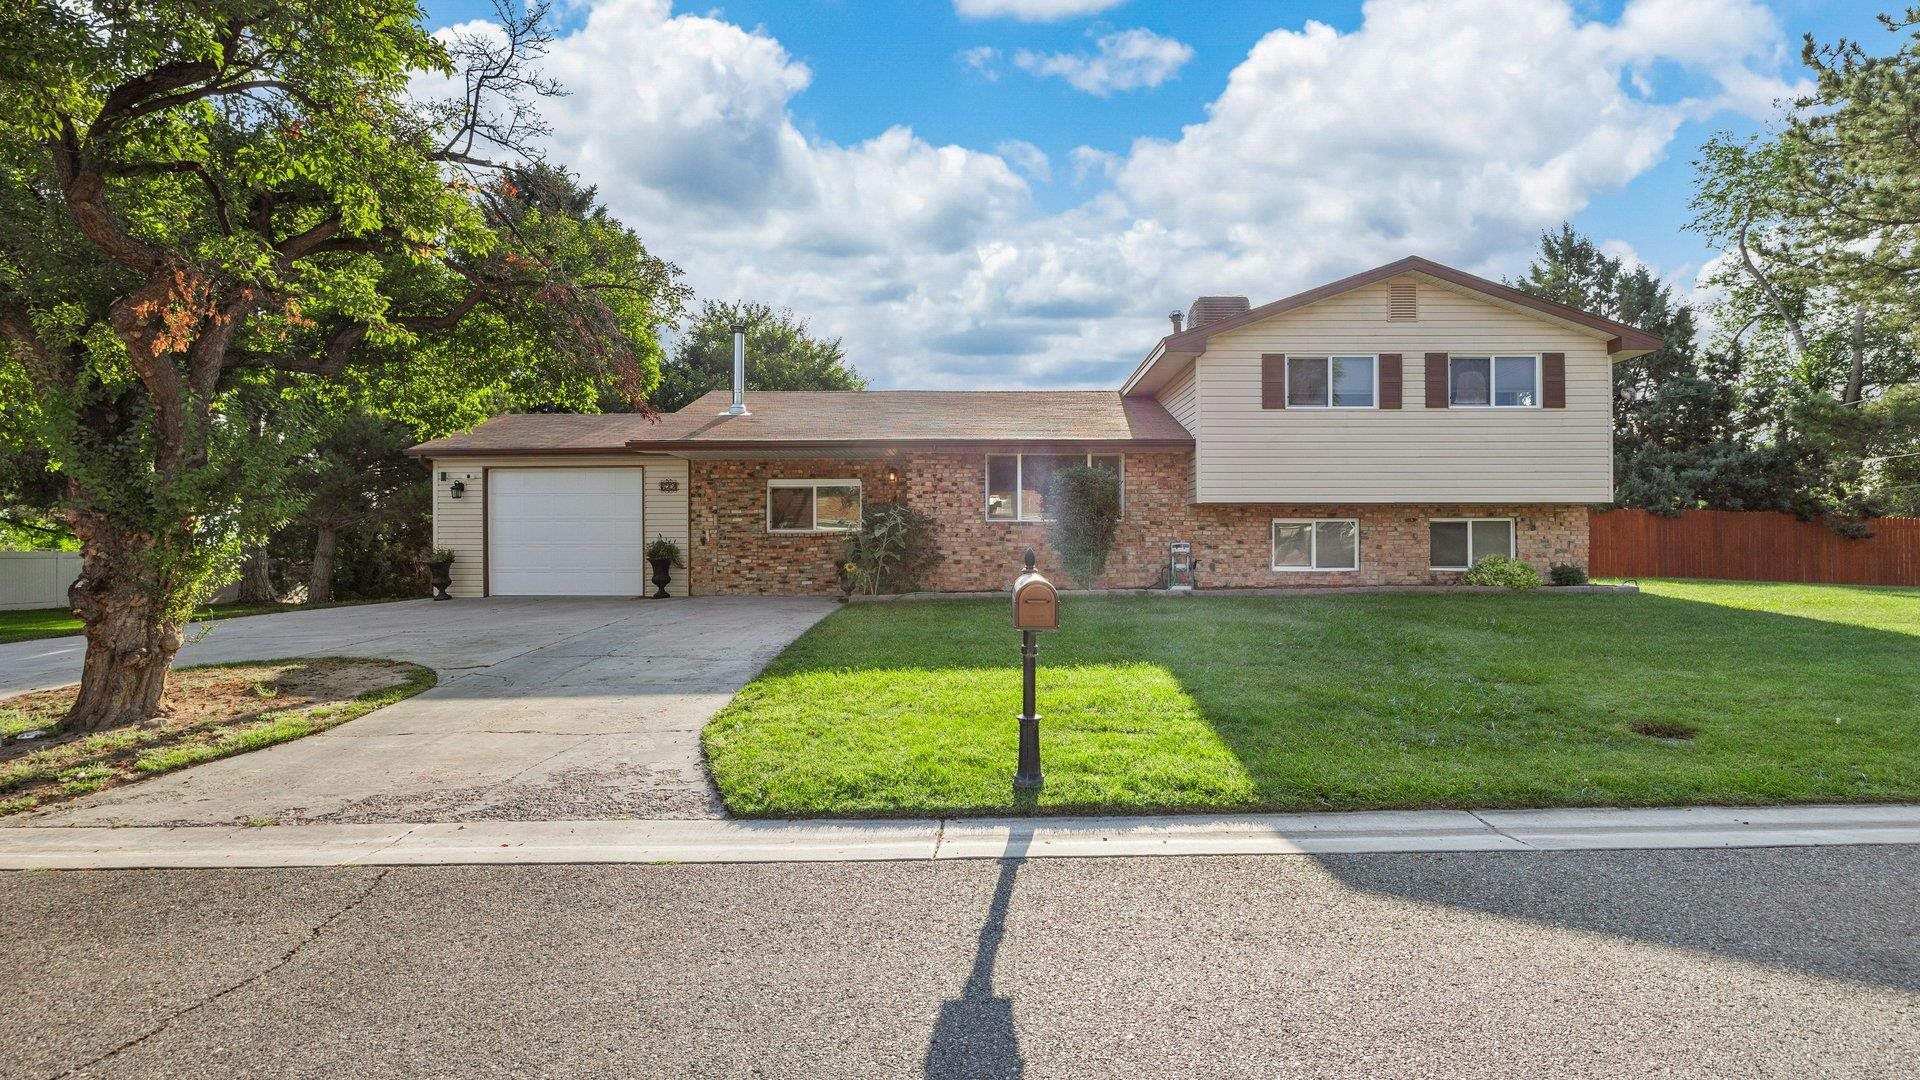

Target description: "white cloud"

left=954, top=0, right=1129, bottom=21
left=997, top=140, right=1053, bottom=182
left=957, top=45, right=1000, bottom=79
left=433, top=0, right=1804, bottom=389
left=1012, top=28, right=1194, bottom=95
left=1068, top=145, right=1120, bottom=184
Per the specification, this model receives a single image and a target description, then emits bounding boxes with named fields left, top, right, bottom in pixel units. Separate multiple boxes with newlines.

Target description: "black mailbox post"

left=1010, top=548, right=1057, bottom=791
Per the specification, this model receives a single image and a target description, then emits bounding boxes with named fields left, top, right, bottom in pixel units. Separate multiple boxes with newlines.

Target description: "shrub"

left=1046, top=463, right=1122, bottom=587
left=841, top=502, right=940, bottom=595
left=1463, top=554, right=1542, bottom=589
left=1548, top=562, right=1589, bottom=586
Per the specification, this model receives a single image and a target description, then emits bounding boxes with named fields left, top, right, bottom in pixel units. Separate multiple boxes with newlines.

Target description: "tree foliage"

left=1682, top=10, right=1920, bottom=521
left=1046, top=464, right=1121, bottom=588
left=1511, top=225, right=1795, bottom=514
left=651, top=299, right=865, bottom=413
left=0, top=0, right=682, bottom=729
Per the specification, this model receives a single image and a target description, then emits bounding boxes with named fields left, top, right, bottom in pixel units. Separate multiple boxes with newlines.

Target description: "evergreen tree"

left=1510, top=225, right=1783, bottom=512
left=651, top=300, right=866, bottom=414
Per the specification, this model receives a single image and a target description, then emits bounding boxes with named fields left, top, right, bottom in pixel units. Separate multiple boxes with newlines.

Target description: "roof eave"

left=621, top=436, right=1195, bottom=454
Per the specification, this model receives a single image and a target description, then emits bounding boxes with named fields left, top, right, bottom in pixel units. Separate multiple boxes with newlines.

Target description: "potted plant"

left=428, top=548, right=456, bottom=601
left=645, top=535, right=684, bottom=599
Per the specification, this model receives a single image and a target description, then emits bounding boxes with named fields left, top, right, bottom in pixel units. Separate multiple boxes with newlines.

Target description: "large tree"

left=1684, top=10, right=1920, bottom=523
left=651, top=299, right=865, bottom=413
left=1510, top=225, right=1789, bottom=513
left=0, top=1, right=674, bottom=730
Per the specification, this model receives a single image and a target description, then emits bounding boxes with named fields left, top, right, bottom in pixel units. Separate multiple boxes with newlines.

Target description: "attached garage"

left=486, top=467, right=647, bottom=596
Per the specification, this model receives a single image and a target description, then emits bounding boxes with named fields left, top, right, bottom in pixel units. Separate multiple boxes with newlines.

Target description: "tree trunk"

left=236, top=544, right=276, bottom=604
left=1844, top=304, right=1866, bottom=407
left=307, top=525, right=337, bottom=605
left=63, top=509, right=183, bottom=733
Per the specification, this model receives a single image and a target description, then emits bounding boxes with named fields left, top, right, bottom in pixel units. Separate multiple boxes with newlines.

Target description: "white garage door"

left=487, top=468, right=646, bottom=596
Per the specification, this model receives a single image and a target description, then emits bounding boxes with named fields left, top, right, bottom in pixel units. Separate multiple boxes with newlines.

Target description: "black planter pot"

left=429, top=560, right=453, bottom=601
left=648, top=558, right=675, bottom=599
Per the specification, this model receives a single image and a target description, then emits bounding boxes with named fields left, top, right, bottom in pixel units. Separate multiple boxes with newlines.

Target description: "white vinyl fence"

left=0, top=551, right=83, bottom=611
left=0, top=552, right=241, bottom=612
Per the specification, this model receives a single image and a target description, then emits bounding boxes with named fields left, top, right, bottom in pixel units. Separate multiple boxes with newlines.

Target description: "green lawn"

left=703, top=580, right=1920, bottom=817
left=0, top=598, right=405, bottom=645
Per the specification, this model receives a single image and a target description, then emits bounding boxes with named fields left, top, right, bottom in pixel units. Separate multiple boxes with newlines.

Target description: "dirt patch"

left=1630, top=719, right=1699, bottom=741
left=0, top=657, right=433, bottom=816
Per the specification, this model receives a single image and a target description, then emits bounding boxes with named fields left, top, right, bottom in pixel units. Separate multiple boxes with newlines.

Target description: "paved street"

left=4, top=846, right=1916, bottom=1079
left=0, top=597, right=835, bottom=825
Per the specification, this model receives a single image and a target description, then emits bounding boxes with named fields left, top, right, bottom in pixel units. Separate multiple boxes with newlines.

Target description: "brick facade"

left=689, top=451, right=1589, bottom=596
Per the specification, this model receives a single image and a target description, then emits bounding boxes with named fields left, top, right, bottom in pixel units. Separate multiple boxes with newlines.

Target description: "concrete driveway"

left=0, top=597, right=836, bottom=826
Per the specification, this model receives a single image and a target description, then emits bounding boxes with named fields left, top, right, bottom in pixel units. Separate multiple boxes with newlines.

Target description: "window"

left=1286, top=355, right=1375, bottom=408
left=1429, top=518, right=1514, bottom=570
left=1272, top=519, right=1359, bottom=571
left=1449, top=355, right=1539, bottom=407
left=986, top=454, right=1122, bottom=521
left=767, top=479, right=862, bottom=533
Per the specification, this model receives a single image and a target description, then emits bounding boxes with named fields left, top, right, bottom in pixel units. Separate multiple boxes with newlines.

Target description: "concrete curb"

left=2, top=803, right=1916, bottom=870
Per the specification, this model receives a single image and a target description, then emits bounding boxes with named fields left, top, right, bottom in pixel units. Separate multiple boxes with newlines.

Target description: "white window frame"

left=1271, top=518, right=1361, bottom=572
left=1428, top=517, right=1516, bottom=570
left=1284, top=354, right=1379, bottom=409
left=1447, top=354, right=1542, bottom=409
left=766, top=479, right=863, bottom=534
left=984, top=453, right=1125, bottom=523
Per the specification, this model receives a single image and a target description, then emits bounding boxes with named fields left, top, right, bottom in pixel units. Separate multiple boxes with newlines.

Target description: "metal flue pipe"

left=728, top=323, right=749, bottom=416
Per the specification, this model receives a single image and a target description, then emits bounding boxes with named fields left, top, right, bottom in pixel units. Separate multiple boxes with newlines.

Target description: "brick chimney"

left=1185, top=296, right=1250, bottom=331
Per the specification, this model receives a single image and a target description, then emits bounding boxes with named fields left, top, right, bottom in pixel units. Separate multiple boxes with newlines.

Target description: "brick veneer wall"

left=688, top=452, right=1589, bottom=595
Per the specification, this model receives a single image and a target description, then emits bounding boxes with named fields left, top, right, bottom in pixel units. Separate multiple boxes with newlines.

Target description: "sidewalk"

left=3, top=803, right=1918, bottom=869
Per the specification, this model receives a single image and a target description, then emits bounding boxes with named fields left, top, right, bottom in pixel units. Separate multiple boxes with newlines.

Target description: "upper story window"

left=1450, top=355, right=1539, bottom=407
left=1287, top=355, right=1376, bottom=408
left=986, top=454, right=1122, bottom=522
left=768, top=479, right=862, bottom=533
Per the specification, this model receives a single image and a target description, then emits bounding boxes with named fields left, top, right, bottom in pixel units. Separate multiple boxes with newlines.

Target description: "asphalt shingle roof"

left=408, top=390, right=1192, bottom=456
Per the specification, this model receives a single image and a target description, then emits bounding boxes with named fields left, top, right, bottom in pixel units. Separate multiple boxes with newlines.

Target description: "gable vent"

left=1387, top=281, right=1417, bottom=321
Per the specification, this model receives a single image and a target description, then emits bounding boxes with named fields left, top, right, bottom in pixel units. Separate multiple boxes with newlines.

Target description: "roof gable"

left=1123, top=255, right=1664, bottom=396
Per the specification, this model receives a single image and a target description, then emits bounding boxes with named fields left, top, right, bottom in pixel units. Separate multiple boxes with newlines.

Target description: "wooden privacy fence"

left=1590, top=509, right=1920, bottom=586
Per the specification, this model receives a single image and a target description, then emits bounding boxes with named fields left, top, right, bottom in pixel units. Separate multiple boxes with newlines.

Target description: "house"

left=406, top=256, right=1661, bottom=597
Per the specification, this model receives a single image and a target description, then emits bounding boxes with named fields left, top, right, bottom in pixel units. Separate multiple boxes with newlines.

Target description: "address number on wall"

left=658, top=479, right=680, bottom=492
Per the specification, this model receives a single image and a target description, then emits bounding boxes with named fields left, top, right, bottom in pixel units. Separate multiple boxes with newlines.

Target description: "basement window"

left=1429, top=518, right=1514, bottom=570
left=1272, top=519, right=1359, bottom=571
left=985, top=454, right=1122, bottom=522
left=767, top=479, right=862, bottom=533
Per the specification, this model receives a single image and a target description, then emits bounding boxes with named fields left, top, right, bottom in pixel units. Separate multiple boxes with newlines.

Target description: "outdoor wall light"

left=886, top=468, right=899, bottom=485
left=450, top=480, right=466, bottom=499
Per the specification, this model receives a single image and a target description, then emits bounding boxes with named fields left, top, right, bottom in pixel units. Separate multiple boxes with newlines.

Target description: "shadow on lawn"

left=743, top=589, right=1920, bottom=816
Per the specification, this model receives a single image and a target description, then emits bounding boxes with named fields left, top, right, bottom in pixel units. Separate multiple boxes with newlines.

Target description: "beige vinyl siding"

left=1159, top=360, right=1200, bottom=434
left=1188, top=277, right=1614, bottom=503
left=427, top=454, right=690, bottom=598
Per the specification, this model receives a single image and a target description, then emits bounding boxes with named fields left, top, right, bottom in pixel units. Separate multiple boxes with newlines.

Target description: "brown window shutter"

left=1378, top=353, right=1402, bottom=409
left=1261, top=354, right=1286, bottom=409
left=1542, top=352, right=1566, bottom=408
left=1424, top=352, right=1448, bottom=408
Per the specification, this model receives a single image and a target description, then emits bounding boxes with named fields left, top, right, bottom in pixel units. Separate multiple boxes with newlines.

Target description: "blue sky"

left=418, top=0, right=1890, bottom=388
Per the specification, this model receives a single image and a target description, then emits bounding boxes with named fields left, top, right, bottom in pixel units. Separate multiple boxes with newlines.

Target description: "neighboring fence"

left=1590, top=509, right=1920, bottom=586
left=0, top=551, right=84, bottom=611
